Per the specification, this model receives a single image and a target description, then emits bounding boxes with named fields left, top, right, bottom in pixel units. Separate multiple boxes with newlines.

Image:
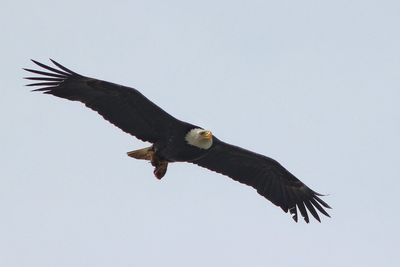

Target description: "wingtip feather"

left=304, top=201, right=321, bottom=222
left=49, top=58, right=77, bottom=75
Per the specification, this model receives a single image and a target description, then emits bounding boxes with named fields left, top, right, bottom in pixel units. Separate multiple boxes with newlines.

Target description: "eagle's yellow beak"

left=201, top=130, right=213, bottom=140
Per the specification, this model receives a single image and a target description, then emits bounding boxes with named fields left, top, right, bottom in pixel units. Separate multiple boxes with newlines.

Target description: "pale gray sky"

left=1, top=0, right=399, bottom=266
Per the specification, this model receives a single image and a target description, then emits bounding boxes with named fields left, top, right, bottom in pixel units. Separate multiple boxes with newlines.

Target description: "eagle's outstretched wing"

left=192, top=138, right=331, bottom=223
left=24, top=59, right=181, bottom=143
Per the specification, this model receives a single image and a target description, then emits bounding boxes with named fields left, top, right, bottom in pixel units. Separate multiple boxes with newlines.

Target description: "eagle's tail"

left=127, top=146, right=153, bottom=160
left=127, top=146, right=168, bottom=180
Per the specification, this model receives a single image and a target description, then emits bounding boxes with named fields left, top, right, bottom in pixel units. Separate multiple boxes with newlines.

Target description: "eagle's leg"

left=127, top=146, right=168, bottom=180
left=150, top=154, right=168, bottom=180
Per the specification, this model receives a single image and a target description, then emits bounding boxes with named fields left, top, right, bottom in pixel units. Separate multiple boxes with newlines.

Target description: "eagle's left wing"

left=191, top=138, right=331, bottom=223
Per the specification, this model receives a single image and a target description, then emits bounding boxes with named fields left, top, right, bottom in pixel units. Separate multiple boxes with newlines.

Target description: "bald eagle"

left=24, top=59, right=331, bottom=223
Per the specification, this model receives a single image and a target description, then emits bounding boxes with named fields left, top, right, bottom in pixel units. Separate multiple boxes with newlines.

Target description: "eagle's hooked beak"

left=201, top=130, right=213, bottom=140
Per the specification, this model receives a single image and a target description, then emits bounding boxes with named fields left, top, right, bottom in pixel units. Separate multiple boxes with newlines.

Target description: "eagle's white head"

left=185, top=128, right=213, bottom=149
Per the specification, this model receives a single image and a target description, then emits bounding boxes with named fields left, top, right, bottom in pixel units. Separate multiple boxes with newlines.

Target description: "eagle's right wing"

left=25, top=59, right=182, bottom=143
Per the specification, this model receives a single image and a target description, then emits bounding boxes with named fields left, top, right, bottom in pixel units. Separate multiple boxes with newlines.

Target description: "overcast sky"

left=1, top=0, right=399, bottom=266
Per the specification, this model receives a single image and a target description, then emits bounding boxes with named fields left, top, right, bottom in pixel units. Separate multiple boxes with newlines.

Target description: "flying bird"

left=24, top=59, right=331, bottom=223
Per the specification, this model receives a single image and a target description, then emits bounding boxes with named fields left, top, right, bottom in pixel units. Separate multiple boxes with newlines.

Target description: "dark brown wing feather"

left=192, top=138, right=331, bottom=223
left=24, top=59, right=181, bottom=143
